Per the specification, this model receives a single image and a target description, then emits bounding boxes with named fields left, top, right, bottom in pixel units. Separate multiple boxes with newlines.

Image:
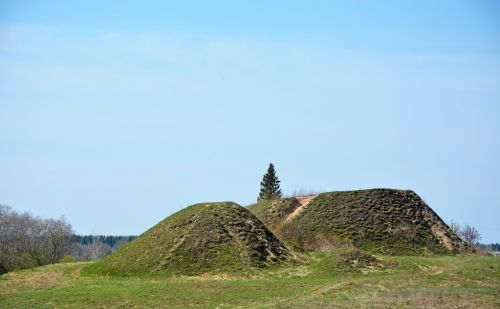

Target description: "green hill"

left=248, top=189, right=472, bottom=255
left=84, top=202, right=302, bottom=276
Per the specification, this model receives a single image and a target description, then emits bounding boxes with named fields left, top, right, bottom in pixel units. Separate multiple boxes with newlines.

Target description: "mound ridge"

left=248, top=189, right=472, bottom=255
left=85, top=202, right=301, bottom=276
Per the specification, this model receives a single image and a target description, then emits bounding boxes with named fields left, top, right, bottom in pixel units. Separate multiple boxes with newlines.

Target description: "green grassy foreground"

left=1, top=254, right=499, bottom=308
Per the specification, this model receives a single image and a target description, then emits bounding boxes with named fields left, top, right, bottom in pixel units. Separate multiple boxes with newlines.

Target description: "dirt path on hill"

left=284, top=195, right=317, bottom=223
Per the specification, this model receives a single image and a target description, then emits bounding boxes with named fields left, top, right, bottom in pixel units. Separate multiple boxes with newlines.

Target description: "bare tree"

left=449, top=220, right=461, bottom=237
left=449, top=220, right=481, bottom=247
left=113, top=237, right=130, bottom=252
left=87, top=238, right=111, bottom=261
left=460, top=224, right=481, bottom=246
left=0, top=205, right=13, bottom=273
left=44, top=217, right=73, bottom=264
left=0, top=205, right=73, bottom=273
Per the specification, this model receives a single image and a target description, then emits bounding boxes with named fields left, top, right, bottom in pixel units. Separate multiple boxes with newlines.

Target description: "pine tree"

left=258, top=163, right=282, bottom=201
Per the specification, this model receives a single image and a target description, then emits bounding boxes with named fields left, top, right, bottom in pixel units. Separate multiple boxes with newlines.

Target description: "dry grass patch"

left=0, top=262, right=86, bottom=293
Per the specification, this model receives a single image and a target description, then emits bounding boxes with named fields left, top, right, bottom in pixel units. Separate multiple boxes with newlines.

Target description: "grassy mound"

left=84, top=202, right=302, bottom=276
left=248, top=189, right=472, bottom=255
left=329, top=247, right=381, bottom=271
left=311, top=247, right=382, bottom=274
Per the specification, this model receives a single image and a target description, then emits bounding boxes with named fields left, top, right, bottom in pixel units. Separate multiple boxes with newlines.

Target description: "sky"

left=0, top=1, right=499, bottom=242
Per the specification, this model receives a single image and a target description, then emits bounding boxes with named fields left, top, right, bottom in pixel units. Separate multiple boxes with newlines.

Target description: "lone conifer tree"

left=258, top=163, right=282, bottom=201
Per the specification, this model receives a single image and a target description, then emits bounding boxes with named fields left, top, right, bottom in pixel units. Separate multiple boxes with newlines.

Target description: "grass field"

left=1, top=253, right=499, bottom=308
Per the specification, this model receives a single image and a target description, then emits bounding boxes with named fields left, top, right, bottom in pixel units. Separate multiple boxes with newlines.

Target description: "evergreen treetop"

left=258, top=163, right=282, bottom=201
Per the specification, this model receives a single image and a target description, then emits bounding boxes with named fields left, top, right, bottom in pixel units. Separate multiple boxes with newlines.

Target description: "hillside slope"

left=85, top=202, right=302, bottom=276
left=248, top=189, right=471, bottom=255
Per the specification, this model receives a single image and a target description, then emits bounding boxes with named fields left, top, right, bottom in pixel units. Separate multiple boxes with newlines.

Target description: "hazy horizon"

left=1, top=1, right=499, bottom=242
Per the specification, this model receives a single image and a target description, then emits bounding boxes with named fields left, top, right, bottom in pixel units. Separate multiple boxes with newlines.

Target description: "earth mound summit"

left=86, top=202, right=301, bottom=276
left=248, top=189, right=472, bottom=255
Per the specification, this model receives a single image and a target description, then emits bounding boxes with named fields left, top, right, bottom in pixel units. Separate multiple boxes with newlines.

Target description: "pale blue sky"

left=0, top=1, right=499, bottom=242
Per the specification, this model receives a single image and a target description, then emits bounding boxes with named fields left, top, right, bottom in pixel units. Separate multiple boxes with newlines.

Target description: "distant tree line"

left=478, top=243, right=500, bottom=252
left=72, top=235, right=135, bottom=248
left=71, top=235, right=136, bottom=261
left=0, top=205, right=73, bottom=274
